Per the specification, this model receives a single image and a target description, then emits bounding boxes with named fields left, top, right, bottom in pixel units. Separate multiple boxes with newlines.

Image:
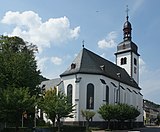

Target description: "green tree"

left=98, top=104, right=117, bottom=129
left=39, top=88, right=75, bottom=132
left=98, top=104, right=140, bottom=129
left=0, top=87, right=36, bottom=130
left=0, top=35, right=40, bottom=94
left=81, top=110, right=96, bottom=132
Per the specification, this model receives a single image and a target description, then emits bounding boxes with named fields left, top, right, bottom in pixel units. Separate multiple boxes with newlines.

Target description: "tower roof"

left=115, top=40, right=140, bottom=56
left=123, top=15, right=132, bottom=41
left=124, top=17, right=132, bottom=29
left=60, top=48, right=140, bottom=89
left=115, top=9, right=140, bottom=56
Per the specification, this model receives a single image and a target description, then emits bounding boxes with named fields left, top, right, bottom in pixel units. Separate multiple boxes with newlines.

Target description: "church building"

left=40, top=14, right=143, bottom=126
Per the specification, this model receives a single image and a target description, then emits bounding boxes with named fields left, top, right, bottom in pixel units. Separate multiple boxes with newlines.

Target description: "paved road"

left=95, top=126, right=160, bottom=132
left=132, top=126, right=160, bottom=132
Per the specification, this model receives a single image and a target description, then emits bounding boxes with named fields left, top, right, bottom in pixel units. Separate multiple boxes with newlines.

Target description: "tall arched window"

left=106, top=85, right=109, bottom=104
left=67, top=84, right=72, bottom=105
left=86, top=83, right=94, bottom=109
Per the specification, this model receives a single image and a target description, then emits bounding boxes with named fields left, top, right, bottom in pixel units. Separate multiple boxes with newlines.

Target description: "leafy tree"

left=0, top=35, right=40, bottom=94
left=115, top=104, right=140, bottom=123
left=127, top=105, right=140, bottom=121
left=81, top=110, right=96, bottom=132
left=116, top=104, right=131, bottom=121
left=98, top=104, right=117, bottom=129
left=39, top=88, right=75, bottom=132
left=0, top=87, right=36, bottom=130
left=98, top=104, right=140, bottom=129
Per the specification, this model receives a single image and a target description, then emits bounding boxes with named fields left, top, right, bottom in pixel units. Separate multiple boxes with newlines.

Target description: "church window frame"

left=86, top=83, right=94, bottom=109
left=106, top=85, right=109, bottom=104
left=134, top=67, right=137, bottom=74
left=120, top=57, right=127, bottom=65
left=124, top=57, right=127, bottom=64
left=121, top=58, right=124, bottom=65
left=67, top=84, right=73, bottom=105
left=134, top=58, right=137, bottom=66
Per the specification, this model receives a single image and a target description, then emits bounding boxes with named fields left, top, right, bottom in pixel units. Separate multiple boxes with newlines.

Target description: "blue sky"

left=0, top=0, right=160, bottom=104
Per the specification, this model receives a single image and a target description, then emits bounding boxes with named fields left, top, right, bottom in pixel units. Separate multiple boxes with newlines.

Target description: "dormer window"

left=100, top=65, right=105, bottom=71
left=71, top=63, right=76, bottom=69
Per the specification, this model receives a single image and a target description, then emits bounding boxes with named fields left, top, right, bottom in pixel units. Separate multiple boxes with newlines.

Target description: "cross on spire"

left=125, top=5, right=129, bottom=21
left=82, top=40, right=85, bottom=48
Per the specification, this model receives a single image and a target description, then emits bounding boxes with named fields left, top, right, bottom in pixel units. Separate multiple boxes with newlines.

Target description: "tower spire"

left=123, top=5, right=132, bottom=41
left=126, top=5, right=129, bottom=21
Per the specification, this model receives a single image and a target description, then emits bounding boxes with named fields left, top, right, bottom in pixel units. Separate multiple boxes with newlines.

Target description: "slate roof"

left=40, top=78, right=63, bottom=91
left=115, top=40, right=140, bottom=56
left=60, top=48, right=140, bottom=90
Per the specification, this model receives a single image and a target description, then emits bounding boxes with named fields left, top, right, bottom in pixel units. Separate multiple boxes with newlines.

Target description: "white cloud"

left=51, top=56, right=62, bottom=65
left=98, top=31, right=117, bottom=49
left=1, top=11, right=80, bottom=52
left=36, top=56, right=49, bottom=72
left=139, top=57, right=147, bottom=75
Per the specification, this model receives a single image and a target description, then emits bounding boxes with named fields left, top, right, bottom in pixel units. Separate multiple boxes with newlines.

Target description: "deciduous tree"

left=81, top=110, right=95, bottom=132
left=0, top=35, right=40, bottom=94
left=98, top=104, right=140, bottom=129
left=39, top=88, right=75, bottom=132
left=0, top=87, right=36, bottom=130
left=98, top=104, right=116, bottom=129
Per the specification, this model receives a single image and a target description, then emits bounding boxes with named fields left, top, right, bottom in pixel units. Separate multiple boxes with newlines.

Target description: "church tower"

left=115, top=10, right=140, bottom=84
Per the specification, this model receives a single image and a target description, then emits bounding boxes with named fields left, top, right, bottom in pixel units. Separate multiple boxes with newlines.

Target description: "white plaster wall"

left=61, top=75, right=77, bottom=121
left=61, top=73, right=143, bottom=122
left=131, top=53, right=139, bottom=84
left=116, top=52, right=131, bottom=76
left=78, top=74, right=104, bottom=121
left=116, top=52, right=139, bottom=84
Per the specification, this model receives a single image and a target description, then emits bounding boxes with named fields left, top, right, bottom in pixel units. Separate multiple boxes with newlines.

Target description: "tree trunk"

left=57, top=118, right=61, bottom=132
left=51, top=117, right=56, bottom=127
left=107, top=119, right=110, bottom=130
left=15, top=112, right=19, bottom=132
left=86, top=120, right=89, bottom=132
left=15, top=120, right=19, bottom=132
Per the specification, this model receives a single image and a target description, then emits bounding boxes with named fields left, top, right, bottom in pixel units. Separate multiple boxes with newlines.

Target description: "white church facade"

left=40, top=14, right=143, bottom=126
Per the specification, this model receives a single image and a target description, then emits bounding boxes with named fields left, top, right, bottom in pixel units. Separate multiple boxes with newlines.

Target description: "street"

left=102, top=126, right=160, bottom=132
left=132, top=126, right=160, bottom=132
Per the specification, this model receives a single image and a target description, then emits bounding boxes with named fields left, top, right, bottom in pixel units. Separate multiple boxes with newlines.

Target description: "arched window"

left=134, top=58, right=137, bottom=65
left=106, top=85, right=109, bottom=104
left=124, top=57, right=127, bottom=64
left=86, top=83, right=94, bottom=109
left=120, top=57, right=127, bottom=65
left=120, top=58, right=124, bottom=65
left=67, top=84, right=72, bottom=105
